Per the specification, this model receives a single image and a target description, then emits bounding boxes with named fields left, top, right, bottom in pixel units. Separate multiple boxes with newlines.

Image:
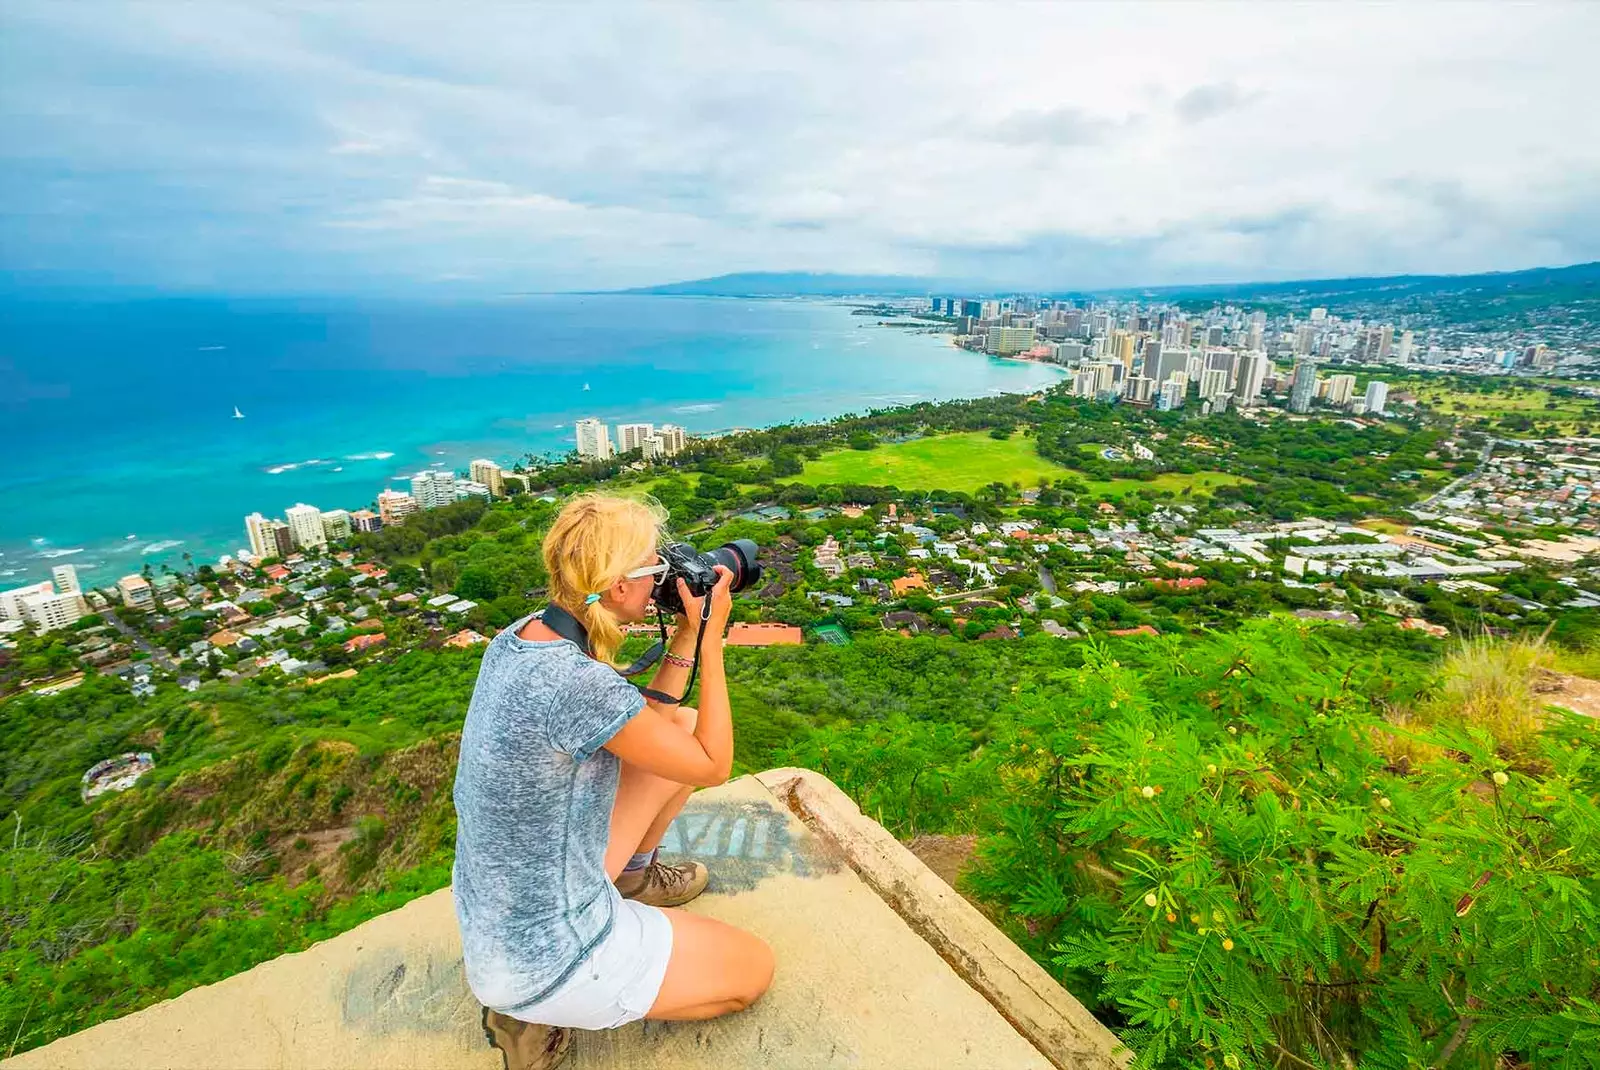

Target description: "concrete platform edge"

left=754, top=767, right=1129, bottom=1070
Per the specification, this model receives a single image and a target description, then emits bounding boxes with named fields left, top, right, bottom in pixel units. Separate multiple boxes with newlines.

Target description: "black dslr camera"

left=652, top=539, right=762, bottom=616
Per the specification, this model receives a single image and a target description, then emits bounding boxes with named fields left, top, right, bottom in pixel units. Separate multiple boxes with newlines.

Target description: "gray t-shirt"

left=452, top=616, right=647, bottom=1010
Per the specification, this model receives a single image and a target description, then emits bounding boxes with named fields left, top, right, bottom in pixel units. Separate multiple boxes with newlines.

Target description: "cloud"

left=0, top=2, right=1597, bottom=292
left=988, top=107, right=1130, bottom=147
left=1173, top=82, right=1259, bottom=124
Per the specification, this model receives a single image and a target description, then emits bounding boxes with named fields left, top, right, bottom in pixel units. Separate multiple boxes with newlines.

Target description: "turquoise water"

left=0, top=295, right=1063, bottom=588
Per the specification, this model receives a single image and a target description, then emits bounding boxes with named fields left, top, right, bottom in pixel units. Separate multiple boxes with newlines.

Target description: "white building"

left=657, top=424, right=687, bottom=456
left=284, top=504, right=328, bottom=551
left=616, top=423, right=655, bottom=454
left=0, top=581, right=53, bottom=621
left=469, top=459, right=505, bottom=497
left=1199, top=367, right=1230, bottom=403
left=641, top=434, right=666, bottom=461
left=410, top=470, right=457, bottom=510
left=455, top=479, right=492, bottom=501
left=51, top=564, right=82, bottom=595
left=575, top=418, right=613, bottom=461
left=1365, top=380, right=1389, bottom=415
left=320, top=509, right=352, bottom=542
left=22, top=589, right=84, bottom=632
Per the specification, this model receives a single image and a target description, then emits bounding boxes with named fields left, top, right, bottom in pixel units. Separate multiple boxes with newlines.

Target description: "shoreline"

left=2, top=331, right=1065, bottom=591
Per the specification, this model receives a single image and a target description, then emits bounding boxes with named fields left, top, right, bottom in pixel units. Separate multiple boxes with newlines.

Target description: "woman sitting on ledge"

left=452, top=493, right=775, bottom=1070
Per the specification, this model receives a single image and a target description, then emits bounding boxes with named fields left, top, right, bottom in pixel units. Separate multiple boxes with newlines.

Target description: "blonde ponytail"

left=542, top=492, right=667, bottom=666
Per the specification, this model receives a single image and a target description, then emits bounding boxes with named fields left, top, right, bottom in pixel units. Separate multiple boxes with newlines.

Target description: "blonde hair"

left=542, top=492, right=667, bottom=665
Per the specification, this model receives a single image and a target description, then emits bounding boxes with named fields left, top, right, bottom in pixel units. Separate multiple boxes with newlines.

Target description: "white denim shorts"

left=501, top=893, right=675, bottom=1030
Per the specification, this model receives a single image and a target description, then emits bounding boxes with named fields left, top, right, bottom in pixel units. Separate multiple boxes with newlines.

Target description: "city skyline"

left=3, top=3, right=1597, bottom=296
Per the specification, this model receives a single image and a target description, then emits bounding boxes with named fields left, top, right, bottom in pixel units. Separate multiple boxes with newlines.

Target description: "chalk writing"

left=340, top=945, right=480, bottom=1040
left=658, top=796, right=841, bottom=893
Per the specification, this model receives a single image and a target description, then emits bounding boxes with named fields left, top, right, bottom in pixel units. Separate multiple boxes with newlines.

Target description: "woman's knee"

left=735, top=933, right=776, bottom=1007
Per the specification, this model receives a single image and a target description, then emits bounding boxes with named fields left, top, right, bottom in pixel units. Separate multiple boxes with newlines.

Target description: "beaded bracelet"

left=663, top=651, right=695, bottom=669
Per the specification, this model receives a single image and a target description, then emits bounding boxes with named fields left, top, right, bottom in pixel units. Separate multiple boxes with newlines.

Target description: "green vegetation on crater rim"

left=5, top=379, right=1600, bottom=1069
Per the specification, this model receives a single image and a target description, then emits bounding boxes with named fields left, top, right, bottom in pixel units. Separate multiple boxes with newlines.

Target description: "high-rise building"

left=1326, top=374, right=1357, bottom=407
left=1246, top=323, right=1263, bottom=351
left=410, top=470, right=457, bottom=510
left=22, top=589, right=84, bottom=632
left=469, top=459, right=505, bottom=497
left=118, top=575, right=155, bottom=611
left=244, top=512, right=276, bottom=559
left=961, top=299, right=983, bottom=319
left=1154, top=347, right=1189, bottom=389
left=377, top=489, right=418, bottom=526
left=641, top=434, right=666, bottom=461
left=1309, top=307, right=1327, bottom=322
left=0, top=581, right=53, bottom=621
left=351, top=509, right=383, bottom=534
left=616, top=424, right=656, bottom=454
left=1107, top=330, right=1136, bottom=370
left=1396, top=330, right=1414, bottom=364
left=575, top=418, right=613, bottom=461
left=1123, top=375, right=1155, bottom=405
left=1294, top=325, right=1316, bottom=355
left=1289, top=359, right=1318, bottom=413
left=320, top=509, right=352, bottom=542
left=656, top=424, right=688, bottom=456
left=1199, top=367, right=1230, bottom=403
left=51, top=564, right=81, bottom=595
left=1233, top=352, right=1269, bottom=407
left=1158, top=378, right=1187, bottom=410
left=284, top=504, right=327, bottom=551
left=1364, top=381, right=1389, bottom=415
left=986, top=326, right=1037, bottom=355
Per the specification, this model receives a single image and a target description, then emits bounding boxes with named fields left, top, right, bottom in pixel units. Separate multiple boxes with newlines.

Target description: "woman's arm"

left=602, top=570, right=735, bottom=787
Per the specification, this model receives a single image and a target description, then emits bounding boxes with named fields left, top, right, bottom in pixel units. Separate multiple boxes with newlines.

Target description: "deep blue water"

left=0, top=295, right=1063, bottom=588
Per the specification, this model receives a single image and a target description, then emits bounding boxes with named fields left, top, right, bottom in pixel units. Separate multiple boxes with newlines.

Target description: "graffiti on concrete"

left=658, top=796, right=842, bottom=893
left=340, top=945, right=481, bottom=1040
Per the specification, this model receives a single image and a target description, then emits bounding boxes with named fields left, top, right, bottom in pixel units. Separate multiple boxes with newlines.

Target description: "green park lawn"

left=782, top=432, right=1250, bottom=499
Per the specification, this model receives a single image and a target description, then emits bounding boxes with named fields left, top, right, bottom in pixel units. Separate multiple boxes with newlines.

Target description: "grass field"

left=1397, top=378, right=1600, bottom=435
left=781, top=432, right=1250, bottom=498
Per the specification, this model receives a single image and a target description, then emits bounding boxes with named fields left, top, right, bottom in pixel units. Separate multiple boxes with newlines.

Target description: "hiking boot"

left=481, top=1006, right=570, bottom=1070
left=615, top=857, right=709, bottom=907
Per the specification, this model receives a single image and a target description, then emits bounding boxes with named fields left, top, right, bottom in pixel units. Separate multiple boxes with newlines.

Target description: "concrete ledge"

left=5, top=770, right=1124, bottom=1070
left=755, top=768, right=1127, bottom=1070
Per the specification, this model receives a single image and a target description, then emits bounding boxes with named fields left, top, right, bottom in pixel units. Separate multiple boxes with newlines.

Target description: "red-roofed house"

left=1151, top=578, right=1208, bottom=591
left=344, top=633, right=387, bottom=653
left=1108, top=625, right=1159, bottom=637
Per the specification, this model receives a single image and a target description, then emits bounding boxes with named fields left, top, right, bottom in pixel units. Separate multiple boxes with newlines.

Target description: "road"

left=1418, top=438, right=1498, bottom=512
left=103, top=608, right=180, bottom=673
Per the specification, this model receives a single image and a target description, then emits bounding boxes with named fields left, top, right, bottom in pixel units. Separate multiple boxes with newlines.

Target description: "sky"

left=3, top=2, right=1599, bottom=295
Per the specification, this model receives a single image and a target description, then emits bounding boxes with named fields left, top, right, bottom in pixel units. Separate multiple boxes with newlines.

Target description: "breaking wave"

left=141, top=540, right=185, bottom=554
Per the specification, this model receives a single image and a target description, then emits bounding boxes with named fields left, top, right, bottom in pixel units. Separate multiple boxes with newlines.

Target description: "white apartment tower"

left=0, top=581, right=53, bottom=621
left=657, top=424, right=687, bottom=456
left=320, top=509, right=353, bottom=542
left=1326, top=375, right=1357, bottom=407
left=244, top=512, right=275, bottom=559
left=616, top=423, right=655, bottom=454
left=410, top=470, right=457, bottom=510
left=575, top=418, right=614, bottom=461
left=22, top=589, right=84, bottom=632
left=51, top=564, right=81, bottom=595
left=1365, top=381, right=1389, bottom=415
left=285, top=504, right=328, bottom=551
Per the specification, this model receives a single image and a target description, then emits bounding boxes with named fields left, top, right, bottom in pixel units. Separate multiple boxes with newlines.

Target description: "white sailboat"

left=233, top=405, right=245, bottom=419
left=582, top=383, right=591, bottom=391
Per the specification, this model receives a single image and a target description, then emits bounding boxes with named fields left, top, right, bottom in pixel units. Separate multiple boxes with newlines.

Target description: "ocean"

left=0, top=294, right=1064, bottom=589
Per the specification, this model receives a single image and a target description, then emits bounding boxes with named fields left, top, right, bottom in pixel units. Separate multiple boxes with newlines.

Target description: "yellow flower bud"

left=1492, top=771, right=1509, bottom=786
left=1379, top=797, right=1392, bottom=809
left=1141, top=785, right=1156, bottom=798
left=1144, top=892, right=1159, bottom=907
left=1221, top=938, right=1235, bottom=951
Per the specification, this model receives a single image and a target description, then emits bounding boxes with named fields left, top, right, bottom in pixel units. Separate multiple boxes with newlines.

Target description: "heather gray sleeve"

left=547, top=657, right=647, bottom=762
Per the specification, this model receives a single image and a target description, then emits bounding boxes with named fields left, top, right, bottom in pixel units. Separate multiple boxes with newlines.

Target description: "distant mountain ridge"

left=619, top=261, right=1600, bottom=301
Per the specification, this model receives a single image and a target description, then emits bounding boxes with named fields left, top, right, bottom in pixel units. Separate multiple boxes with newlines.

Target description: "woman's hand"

left=672, top=566, right=735, bottom=642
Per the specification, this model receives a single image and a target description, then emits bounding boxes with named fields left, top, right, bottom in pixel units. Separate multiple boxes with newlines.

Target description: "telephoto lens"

left=651, top=539, right=762, bottom=616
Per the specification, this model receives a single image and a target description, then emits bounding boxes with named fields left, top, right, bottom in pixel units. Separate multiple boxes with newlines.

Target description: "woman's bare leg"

left=605, top=705, right=698, bottom=879
left=646, top=908, right=775, bottom=1020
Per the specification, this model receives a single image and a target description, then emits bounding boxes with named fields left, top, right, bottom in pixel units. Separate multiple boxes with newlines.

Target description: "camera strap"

left=539, top=600, right=710, bottom=706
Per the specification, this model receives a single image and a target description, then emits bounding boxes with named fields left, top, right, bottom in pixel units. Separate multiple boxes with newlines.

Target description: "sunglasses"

left=622, top=561, right=671, bottom=581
